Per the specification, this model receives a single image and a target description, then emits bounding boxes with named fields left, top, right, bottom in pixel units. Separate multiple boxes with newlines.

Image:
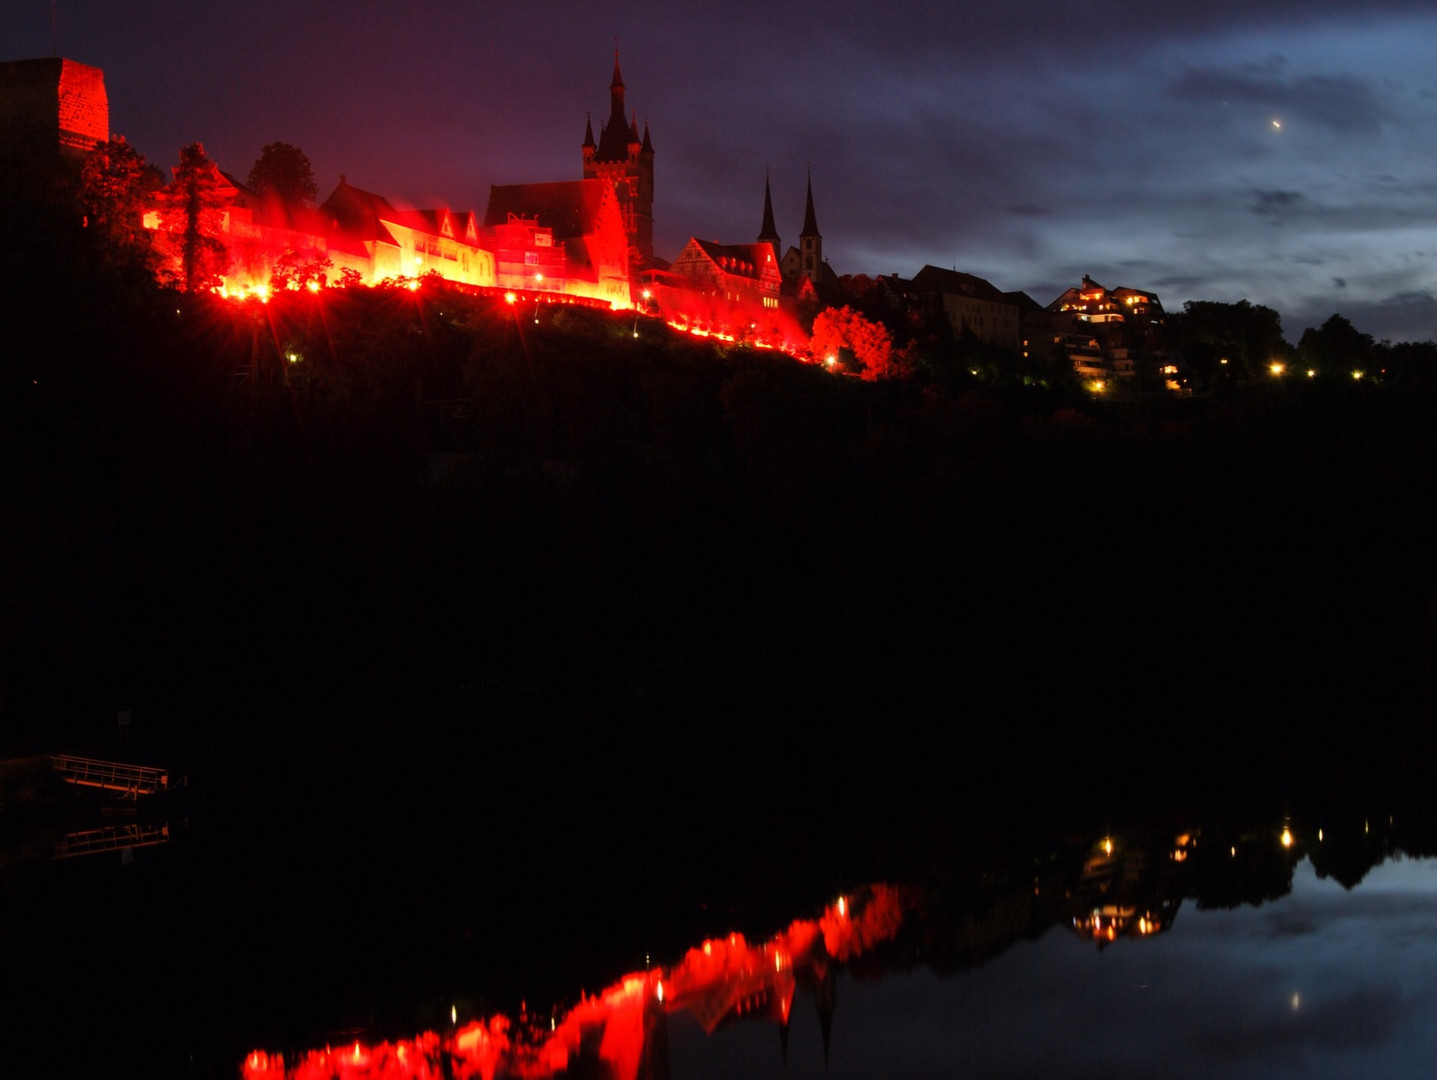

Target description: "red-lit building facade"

left=667, top=239, right=782, bottom=310
left=319, top=179, right=495, bottom=288
left=483, top=180, right=630, bottom=307
left=644, top=237, right=790, bottom=345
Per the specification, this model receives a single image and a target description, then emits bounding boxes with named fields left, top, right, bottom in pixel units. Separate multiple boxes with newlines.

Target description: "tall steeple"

left=595, top=49, right=633, bottom=164
left=757, top=171, right=781, bottom=267
left=799, top=171, right=822, bottom=285
left=581, top=48, right=655, bottom=271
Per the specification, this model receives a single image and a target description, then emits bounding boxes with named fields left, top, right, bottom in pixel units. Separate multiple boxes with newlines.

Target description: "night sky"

left=9, top=0, right=1437, bottom=343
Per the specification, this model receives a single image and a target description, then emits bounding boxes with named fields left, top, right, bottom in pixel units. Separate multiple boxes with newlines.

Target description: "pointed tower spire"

left=582, top=112, right=595, bottom=150
left=799, top=169, right=824, bottom=287
left=801, top=170, right=821, bottom=239
left=609, top=46, right=626, bottom=122
left=596, top=46, right=633, bottom=163
left=758, top=171, right=781, bottom=266
left=583, top=47, right=655, bottom=269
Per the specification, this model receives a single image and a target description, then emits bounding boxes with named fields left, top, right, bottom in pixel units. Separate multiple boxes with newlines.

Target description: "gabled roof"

left=758, top=176, right=779, bottom=246
left=483, top=180, right=614, bottom=240
left=683, top=239, right=777, bottom=281
left=450, top=211, right=480, bottom=244
left=387, top=207, right=480, bottom=243
left=911, top=265, right=1013, bottom=305
left=1002, top=290, right=1047, bottom=313
left=321, top=178, right=399, bottom=245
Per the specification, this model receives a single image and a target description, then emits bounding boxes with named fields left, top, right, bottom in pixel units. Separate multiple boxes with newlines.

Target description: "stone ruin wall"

left=0, top=58, right=109, bottom=166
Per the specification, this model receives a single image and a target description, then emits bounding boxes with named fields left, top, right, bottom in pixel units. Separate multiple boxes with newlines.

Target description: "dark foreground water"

left=4, top=726, right=1436, bottom=1079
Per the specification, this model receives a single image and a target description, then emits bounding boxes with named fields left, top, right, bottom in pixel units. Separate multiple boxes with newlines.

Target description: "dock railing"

left=49, top=755, right=169, bottom=798
left=51, top=822, right=171, bottom=860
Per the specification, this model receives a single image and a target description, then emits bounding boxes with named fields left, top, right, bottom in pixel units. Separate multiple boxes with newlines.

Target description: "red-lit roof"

left=684, top=239, right=775, bottom=281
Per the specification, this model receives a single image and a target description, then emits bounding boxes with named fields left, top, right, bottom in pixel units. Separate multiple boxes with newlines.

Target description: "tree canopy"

left=810, top=305, right=895, bottom=380
left=1298, top=314, right=1375, bottom=377
left=161, top=142, right=231, bottom=292
left=247, top=142, right=318, bottom=207
left=79, top=136, right=165, bottom=276
left=1170, top=299, right=1288, bottom=385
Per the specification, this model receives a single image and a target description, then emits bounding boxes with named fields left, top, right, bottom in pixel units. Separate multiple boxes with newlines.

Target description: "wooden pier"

left=51, top=822, right=171, bottom=860
left=49, top=755, right=169, bottom=799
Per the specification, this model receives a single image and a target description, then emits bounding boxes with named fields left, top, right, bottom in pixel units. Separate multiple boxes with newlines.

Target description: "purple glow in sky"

left=9, top=1, right=1437, bottom=342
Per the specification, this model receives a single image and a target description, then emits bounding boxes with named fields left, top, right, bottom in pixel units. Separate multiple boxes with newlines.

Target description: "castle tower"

left=798, top=171, right=822, bottom=287
left=757, top=172, right=781, bottom=268
left=0, top=57, right=108, bottom=198
left=581, top=50, right=654, bottom=271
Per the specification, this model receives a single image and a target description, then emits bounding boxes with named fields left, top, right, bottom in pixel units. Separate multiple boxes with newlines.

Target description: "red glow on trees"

left=155, top=142, right=232, bottom=293
left=809, top=305, right=894, bottom=379
left=642, top=274, right=810, bottom=357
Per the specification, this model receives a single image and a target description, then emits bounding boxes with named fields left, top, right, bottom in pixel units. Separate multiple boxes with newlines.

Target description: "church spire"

left=596, top=47, right=635, bottom=163
left=801, top=170, right=821, bottom=239
left=758, top=171, right=780, bottom=265
left=582, top=48, right=655, bottom=270
left=799, top=170, right=823, bottom=286
left=608, top=48, right=626, bottom=127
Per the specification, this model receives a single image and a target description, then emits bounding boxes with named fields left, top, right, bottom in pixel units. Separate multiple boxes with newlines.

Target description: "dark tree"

left=247, top=142, right=318, bottom=207
left=1374, top=338, right=1437, bottom=391
left=1169, top=299, right=1289, bottom=385
left=78, top=136, right=165, bottom=276
left=1298, top=313, right=1374, bottom=377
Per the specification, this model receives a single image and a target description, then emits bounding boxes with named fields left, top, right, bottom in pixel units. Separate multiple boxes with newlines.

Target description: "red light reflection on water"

left=242, top=885, right=915, bottom=1080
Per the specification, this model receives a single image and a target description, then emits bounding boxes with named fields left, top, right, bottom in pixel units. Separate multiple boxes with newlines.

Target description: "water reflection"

left=240, top=812, right=1437, bottom=1080
left=0, top=754, right=178, bottom=867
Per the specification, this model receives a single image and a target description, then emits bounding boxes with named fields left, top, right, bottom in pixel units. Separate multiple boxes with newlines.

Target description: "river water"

left=4, top=757, right=1435, bottom=1080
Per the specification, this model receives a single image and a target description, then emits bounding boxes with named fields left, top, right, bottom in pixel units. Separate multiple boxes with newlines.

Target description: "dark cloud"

left=1251, top=189, right=1307, bottom=216
left=1292, top=289, right=1437, bottom=342
left=1171, top=58, right=1391, bottom=134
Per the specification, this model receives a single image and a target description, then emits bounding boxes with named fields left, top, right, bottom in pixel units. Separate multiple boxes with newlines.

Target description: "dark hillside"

left=4, top=263, right=1436, bottom=837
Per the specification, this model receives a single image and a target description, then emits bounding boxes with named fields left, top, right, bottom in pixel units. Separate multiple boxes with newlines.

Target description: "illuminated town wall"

left=35, top=54, right=803, bottom=344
